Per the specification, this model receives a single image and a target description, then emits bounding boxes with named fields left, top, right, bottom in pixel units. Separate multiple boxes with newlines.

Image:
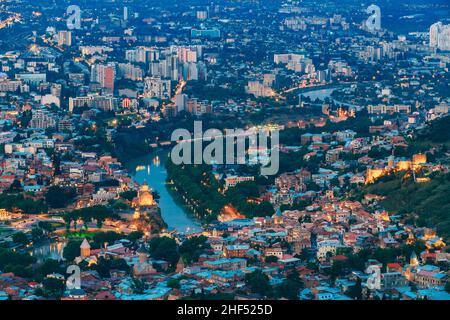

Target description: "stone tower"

left=80, top=238, right=91, bottom=258
left=410, top=251, right=419, bottom=267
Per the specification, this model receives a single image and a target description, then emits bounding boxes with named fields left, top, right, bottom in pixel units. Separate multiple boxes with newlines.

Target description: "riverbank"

left=292, top=83, right=350, bottom=95
left=125, top=149, right=202, bottom=234
left=30, top=240, right=66, bottom=263
left=299, top=84, right=361, bottom=110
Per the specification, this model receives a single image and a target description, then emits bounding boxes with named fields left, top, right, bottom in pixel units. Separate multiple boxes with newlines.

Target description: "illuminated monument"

left=365, top=153, right=427, bottom=184
left=135, top=182, right=155, bottom=207
left=132, top=182, right=156, bottom=219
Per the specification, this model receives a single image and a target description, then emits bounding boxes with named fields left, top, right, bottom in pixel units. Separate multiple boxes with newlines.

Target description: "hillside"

left=364, top=172, right=450, bottom=240
left=413, top=115, right=450, bottom=146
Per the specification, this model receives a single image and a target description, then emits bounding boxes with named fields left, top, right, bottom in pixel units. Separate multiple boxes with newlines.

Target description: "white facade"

left=143, top=76, right=171, bottom=99
left=430, top=22, right=450, bottom=51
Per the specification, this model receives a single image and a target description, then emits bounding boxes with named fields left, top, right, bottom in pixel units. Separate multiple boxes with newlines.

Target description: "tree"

left=329, top=259, right=350, bottom=280
left=63, top=240, right=82, bottom=261
left=120, top=190, right=137, bottom=201
left=131, top=277, right=148, bottom=294
left=0, top=248, right=36, bottom=277
left=111, top=200, right=129, bottom=211
left=35, top=259, right=64, bottom=282
left=42, top=277, right=65, bottom=299
left=12, top=232, right=29, bottom=246
left=245, top=270, right=272, bottom=297
left=0, top=193, right=47, bottom=214
left=167, top=278, right=181, bottom=289
left=256, top=201, right=275, bottom=217
left=179, top=236, right=210, bottom=264
left=265, top=255, right=278, bottom=263
left=38, top=221, right=55, bottom=234
left=45, top=186, right=77, bottom=208
left=275, top=270, right=303, bottom=300
left=95, top=256, right=111, bottom=278
left=127, top=231, right=144, bottom=243
left=110, top=258, right=130, bottom=273
left=299, top=214, right=312, bottom=224
left=31, top=227, right=44, bottom=241
left=65, top=205, right=115, bottom=233
left=346, top=278, right=363, bottom=300
left=8, top=179, right=22, bottom=193
left=92, top=231, right=123, bottom=248
left=298, top=248, right=310, bottom=262
left=148, top=237, right=180, bottom=269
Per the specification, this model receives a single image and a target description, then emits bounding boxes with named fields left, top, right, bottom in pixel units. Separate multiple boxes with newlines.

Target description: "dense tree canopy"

left=45, top=186, right=77, bottom=209
left=148, top=236, right=180, bottom=269
left=179, top=236, right=211, bottom=264
left=365, top=172, right=450, bottom=240
left=245, top=269, right=272, bottom=297
left=0, top=193, right=47, bottom=214
left=63, top=240, right=82, bottom=262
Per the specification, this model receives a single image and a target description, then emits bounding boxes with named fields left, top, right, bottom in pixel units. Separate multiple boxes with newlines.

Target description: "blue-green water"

left=126, top=149, right=202, bottom=234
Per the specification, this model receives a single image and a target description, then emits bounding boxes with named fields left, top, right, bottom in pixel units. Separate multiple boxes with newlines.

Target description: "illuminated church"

left=129, top=181, right=166, bottom=235
left=132, top=182, right=156, bottom=219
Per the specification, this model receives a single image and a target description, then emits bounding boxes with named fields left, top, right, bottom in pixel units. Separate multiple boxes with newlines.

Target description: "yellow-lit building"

left=132, top=182, right=156, bottom=208
left=365, top=153, right=428, bottom=184
left=365, top=168, right=385, bottom=184
left=396, top=160, right=411, bottom=171
left=412, top=153, right=427, bottom=166
left=0, top=209, right=11, bottom=221
left=422, top=228, right=446, bottom=249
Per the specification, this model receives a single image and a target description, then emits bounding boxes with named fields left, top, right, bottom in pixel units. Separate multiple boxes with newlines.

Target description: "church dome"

left=141, top=183, right=150, bottom=192
left=137, top=182, right=154, bottom=207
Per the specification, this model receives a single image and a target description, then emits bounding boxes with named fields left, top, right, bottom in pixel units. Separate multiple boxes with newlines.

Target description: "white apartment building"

left=430, top=22, right=450, bottom=51
left=143, top=76, right=171, bottom=99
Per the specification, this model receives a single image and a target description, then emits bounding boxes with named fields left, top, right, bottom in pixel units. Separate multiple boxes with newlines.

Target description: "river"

left=125, top=149, right=202, bottom=234
left=299, top=85, right=359, bottom=109
left=33, top=86, right=349, bottom=257
left=31, top=150, right=201, bottom=261
left=31, top=241, right=66, bottom=263
left=124, top=88, right=353, bottom=234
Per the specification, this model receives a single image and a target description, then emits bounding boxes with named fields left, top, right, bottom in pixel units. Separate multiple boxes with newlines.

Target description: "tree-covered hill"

left=413, top=115, right=450, bottom=146
left=364, top=172, right=450, bottom=240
